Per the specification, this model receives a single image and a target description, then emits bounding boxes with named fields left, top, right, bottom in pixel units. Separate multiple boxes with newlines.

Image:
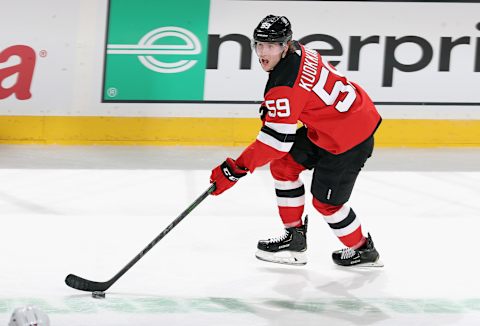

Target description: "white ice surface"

left=0, top=146, right=479, bottom=326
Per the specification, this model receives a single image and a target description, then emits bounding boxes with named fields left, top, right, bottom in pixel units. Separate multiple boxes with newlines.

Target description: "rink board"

left=1, top=116, right=480, bottom=147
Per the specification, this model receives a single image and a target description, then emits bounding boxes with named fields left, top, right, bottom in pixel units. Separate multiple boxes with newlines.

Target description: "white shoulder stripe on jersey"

left=264, top=122, right=297, bottom=135
left=257, top=131, right=294, bottom=153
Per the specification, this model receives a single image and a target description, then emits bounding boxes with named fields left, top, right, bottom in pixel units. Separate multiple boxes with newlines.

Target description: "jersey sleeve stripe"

left=260, top=125, right=296, bottom=143
left=264, top=122, right=298, bottom=134
left=257, top=132, right=294, bottom=153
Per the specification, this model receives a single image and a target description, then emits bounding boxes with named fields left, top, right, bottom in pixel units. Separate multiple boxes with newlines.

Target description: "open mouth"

left=261, top=58, right=269, bottom=66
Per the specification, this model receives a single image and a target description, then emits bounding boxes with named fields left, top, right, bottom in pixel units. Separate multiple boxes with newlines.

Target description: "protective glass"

left=251, top=40, right=286, bottom=56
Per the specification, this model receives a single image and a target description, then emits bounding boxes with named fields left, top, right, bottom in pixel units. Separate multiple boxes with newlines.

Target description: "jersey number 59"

left=265, top=98, right=291, bottom=118
left=312, top=60, right=357, bottom=113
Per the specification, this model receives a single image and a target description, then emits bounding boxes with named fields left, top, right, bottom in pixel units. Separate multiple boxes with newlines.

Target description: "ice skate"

left=255, top=216, right=308, bottom=266
left=332, top=233, right=384, bottom=267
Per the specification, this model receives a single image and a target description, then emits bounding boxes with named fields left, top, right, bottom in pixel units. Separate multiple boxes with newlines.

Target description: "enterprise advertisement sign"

left=102, top=0, right=480, bottom=104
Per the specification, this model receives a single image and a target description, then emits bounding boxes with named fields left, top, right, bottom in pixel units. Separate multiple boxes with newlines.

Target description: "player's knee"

left=312, top=197, right=342, bottom=216
left=270, top=155, right=299, bottom=181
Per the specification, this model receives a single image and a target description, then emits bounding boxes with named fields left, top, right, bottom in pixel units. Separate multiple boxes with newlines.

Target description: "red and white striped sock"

left=313, top=198, right=365, bottom=248
left=275, top=179, right=305, bottom=228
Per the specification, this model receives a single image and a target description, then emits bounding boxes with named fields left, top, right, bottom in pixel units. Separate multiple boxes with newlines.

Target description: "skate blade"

left=255, top=250, right=307, bottom=266
left=341, top=260, right=384, bottom=268
left=356, top=260, right=384, bottom=267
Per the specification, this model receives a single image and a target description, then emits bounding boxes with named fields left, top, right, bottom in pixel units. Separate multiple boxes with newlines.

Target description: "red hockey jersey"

left=236, top=42, right=381, bottom=172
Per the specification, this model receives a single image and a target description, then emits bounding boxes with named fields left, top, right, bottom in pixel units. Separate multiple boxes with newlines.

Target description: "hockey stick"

left=65, top=183, right=216, bottom=293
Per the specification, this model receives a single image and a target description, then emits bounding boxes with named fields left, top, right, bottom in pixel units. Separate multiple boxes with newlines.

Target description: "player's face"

left=253, top=41, right=287, bottom=71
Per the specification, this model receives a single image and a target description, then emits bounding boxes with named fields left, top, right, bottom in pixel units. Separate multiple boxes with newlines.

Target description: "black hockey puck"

left=92, top=291, right=106, bottom=299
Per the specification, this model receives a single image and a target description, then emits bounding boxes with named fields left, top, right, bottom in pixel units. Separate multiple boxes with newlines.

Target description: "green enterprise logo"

left=103, top=0, right=210, bottom=101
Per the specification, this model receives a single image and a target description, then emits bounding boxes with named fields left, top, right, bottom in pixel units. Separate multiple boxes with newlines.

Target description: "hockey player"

left=9, top=306, right=50, bottom=326
left=210, top=15, right=383, bottom=267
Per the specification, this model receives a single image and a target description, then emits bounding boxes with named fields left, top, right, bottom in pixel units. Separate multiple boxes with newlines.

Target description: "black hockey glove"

left=259, top=105, right=268, bottom=121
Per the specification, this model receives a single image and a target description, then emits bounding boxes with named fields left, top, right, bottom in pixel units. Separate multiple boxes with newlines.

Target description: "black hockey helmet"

left=253, top=15, right=292, bottom=44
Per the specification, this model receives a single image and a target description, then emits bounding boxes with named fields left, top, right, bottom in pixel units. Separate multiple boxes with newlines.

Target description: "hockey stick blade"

left=65, top=183, right=216, bottom=293
left=65, top=274, right=112, bottom=292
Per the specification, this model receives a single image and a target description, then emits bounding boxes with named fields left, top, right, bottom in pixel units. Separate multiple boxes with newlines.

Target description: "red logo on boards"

left=0, top=45, right=36, bottom=100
